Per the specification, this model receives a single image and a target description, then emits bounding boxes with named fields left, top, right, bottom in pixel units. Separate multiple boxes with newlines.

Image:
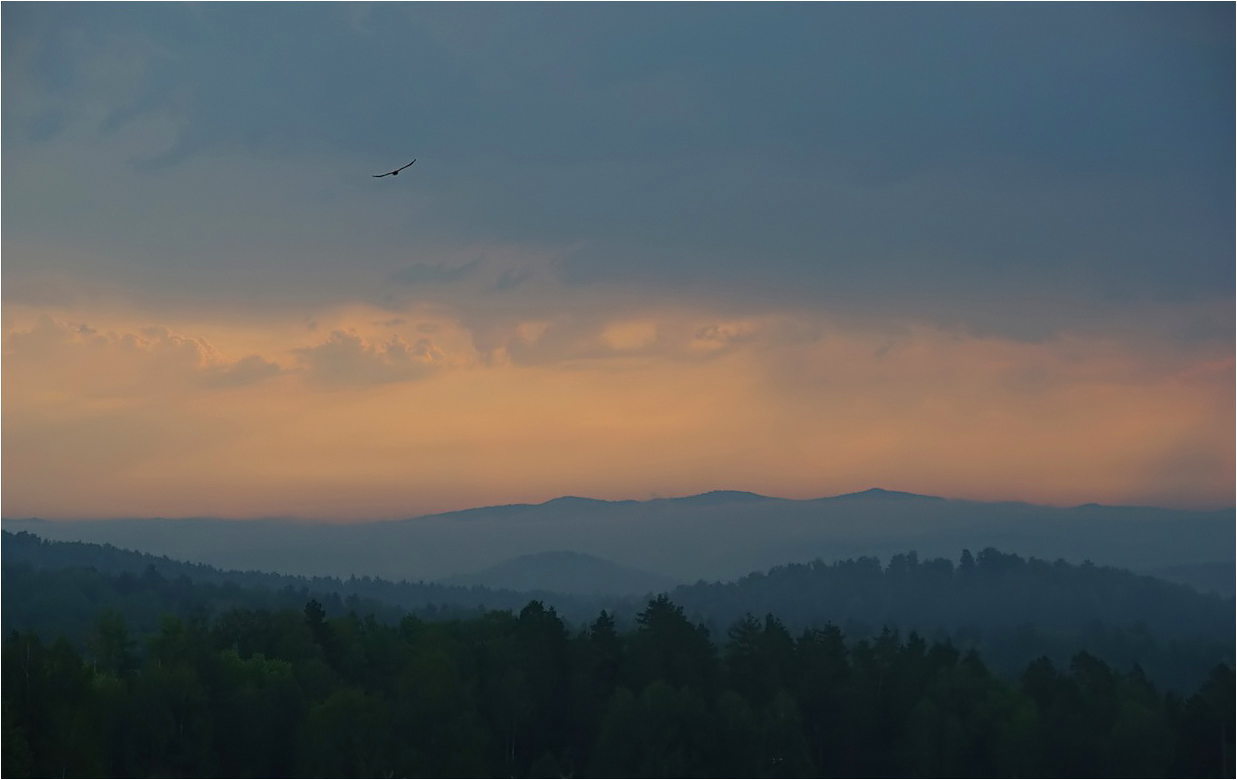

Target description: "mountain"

left=439, top=551, right=679, bottom=596
left=656, top=490, right=775, bottom=505
left=4, top=489, right=1232, bottom=584
left=420, top=495, right=637, bottom=522
left=826, top=487, right=945, bottom=502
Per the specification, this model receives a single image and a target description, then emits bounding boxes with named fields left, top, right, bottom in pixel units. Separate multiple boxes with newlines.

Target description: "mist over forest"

left=4, top=487, right=1235, bottom=779
left=5, top=489, right=1232, bottom=587
left=4, top=521, right=1234, bottom=777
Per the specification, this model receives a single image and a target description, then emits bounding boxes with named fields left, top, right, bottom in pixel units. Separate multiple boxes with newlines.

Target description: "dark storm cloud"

left=3, top=3, right=1232, bottom=340
left=389, top=259, right=483, bottom=286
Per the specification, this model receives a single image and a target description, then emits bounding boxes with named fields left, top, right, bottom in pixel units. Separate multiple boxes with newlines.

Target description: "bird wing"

left=373, top=171, right=393, bottom=177
left=397, top=159, right=416, bottom=172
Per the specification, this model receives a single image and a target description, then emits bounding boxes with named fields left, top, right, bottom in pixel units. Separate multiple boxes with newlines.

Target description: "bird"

left=373, top=159, right=416, bottom=178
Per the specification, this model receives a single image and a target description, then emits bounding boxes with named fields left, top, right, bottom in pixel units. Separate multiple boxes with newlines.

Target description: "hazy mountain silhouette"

left=412, top=495, right=637, bottom=522
left=4, top=488, right=1231, bottom=584
left=825, top=487, right=946, bottom=502
left=656, top=490, right=776, bottom=505
left=439, top=550, right=679, bottom=596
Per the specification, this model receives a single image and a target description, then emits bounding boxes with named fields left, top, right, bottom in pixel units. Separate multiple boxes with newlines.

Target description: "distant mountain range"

left=4, top=488, right=1232, bottom=586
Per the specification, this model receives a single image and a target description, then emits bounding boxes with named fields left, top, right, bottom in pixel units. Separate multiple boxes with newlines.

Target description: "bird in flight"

left=373, top=159, right=416, bottom=178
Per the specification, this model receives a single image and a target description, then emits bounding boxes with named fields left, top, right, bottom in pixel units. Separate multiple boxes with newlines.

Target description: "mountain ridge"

left=7, top=488, right=1233, bottom=525
left=4, top=490, right=1231, bottom=585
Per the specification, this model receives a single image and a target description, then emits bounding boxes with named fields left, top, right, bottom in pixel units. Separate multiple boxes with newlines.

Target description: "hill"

left=4, top=530, right=1232, bottom=692
left=4, top=489, right=1232, bottom=585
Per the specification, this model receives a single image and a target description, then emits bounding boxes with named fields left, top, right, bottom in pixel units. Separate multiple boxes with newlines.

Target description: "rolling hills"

left=4, top=489, right=1231, bottom=587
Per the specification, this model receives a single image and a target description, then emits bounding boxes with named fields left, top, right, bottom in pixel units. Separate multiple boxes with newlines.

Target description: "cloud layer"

left=3, top=305, right=1230, bottom=519
left=2, top=4, right=1231, bottom=517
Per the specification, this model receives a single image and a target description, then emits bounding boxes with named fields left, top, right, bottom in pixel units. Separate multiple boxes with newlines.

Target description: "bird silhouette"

left=373, top=159, right=416, bottom=178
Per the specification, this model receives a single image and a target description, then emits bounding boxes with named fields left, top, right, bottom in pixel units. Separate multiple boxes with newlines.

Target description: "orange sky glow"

left=4, top=299, right=1231, bottom=520
left=4, top=4, right=1233, bottom=523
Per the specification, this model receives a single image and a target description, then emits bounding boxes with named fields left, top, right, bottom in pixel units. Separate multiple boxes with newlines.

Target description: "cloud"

left=495, top=267, right=534, bottom=291
left=2, top=5, right=1232, bottom=518
left=3, top=316, right=283, bottom=397
left=202, top=354, right=284, bottom=389
left=1, top=304, right=1231, bottom=519
left=480, top=309, right=796, bottom=368
left=293, top=330, right=442, bottom=387
left=388, top=259, right=483, bottom=286
left=6, top=5, right=1230, bottom=349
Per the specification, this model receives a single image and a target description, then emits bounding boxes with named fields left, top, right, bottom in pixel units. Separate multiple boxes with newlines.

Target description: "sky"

left=3, top=3, right=1233, bottom=519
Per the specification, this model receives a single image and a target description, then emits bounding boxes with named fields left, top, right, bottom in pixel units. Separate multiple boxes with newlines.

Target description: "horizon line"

left=3, top=486, right=1233, bottom=523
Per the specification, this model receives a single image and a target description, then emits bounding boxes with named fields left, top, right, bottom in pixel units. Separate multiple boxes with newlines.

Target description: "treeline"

left=4, top=597, right=1233, bottom=778
left=5, top=531, right=1233, bottom=694
left=2, top=561, right=402, bottom=647
left=672, top=549, right=1235, bottom=692
left=9, top=531, right=1231, bottom=642
left=2, top=530, right=584, bottom=621
left=679, top=548, right=1231, bottom=639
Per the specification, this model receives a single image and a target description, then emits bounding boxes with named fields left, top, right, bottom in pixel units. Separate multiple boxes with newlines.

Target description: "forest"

left=5, top=531, right=1232, bottom=693
left=3, top=531, right=1234, bottom=777
left=4, top=595, right=1233, bottom=778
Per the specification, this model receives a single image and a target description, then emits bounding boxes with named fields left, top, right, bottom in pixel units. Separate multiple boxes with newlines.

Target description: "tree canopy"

left=3, top=596, right=1233, bottom=777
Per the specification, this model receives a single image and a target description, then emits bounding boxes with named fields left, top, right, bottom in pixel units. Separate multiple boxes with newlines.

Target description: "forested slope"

left=4, top=597, right=1233, bottom=778
left=4, top=530, right=1232, bottom=691
left=672, top=549, right=1235, bottom=690
left=1, top=530, right=608, bottom=628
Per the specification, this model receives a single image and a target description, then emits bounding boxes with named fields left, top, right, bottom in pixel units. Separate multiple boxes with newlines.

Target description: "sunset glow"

left=4, top=296, right=1231, bottom=519
left=3, top=3, right=1232, bottom=519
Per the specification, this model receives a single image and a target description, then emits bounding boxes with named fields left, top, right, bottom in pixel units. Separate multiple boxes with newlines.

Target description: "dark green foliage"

left=9, top=531, right=1227, bottom=697
left=3, top=530, right=1233, bottom=776
left=1, top=530, right=602, bottom=628
left=671, top=548, right=1234, bottom=693
left=5, top=530, right=1231, bottom=694
left=1171, top=665, right=1237, bottom=778
left=2, top=596, right=1233, bottom=778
